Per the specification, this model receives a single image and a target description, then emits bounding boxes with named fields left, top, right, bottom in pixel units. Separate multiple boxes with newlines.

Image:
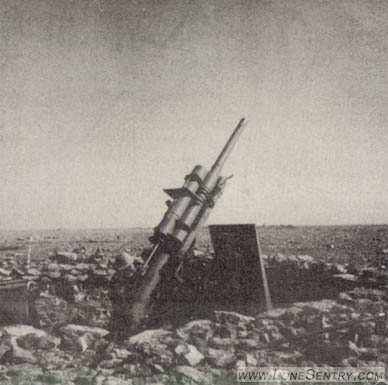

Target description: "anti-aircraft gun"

left=127, top=118, right=247, bottom=332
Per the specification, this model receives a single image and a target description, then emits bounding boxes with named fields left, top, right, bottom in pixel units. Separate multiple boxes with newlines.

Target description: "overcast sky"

left=1, top=0, right=387, bottom=229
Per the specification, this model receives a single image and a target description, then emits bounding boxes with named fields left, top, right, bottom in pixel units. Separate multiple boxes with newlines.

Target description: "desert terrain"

left=0, top=225, right=386, bottom=384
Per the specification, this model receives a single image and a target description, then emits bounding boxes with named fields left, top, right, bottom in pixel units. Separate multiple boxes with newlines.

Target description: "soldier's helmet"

left=114, top=251, right=143, bottom=271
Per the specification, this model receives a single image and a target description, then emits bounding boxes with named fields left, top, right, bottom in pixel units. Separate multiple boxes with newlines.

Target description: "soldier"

left=108, top=251, right=143, bottom=340
left=92, top=252, right=143, bottom=366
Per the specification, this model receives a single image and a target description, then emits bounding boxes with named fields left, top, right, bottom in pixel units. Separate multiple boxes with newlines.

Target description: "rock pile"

left=264, top=253, right=388, bottom=304
left=0, top=249, right=386, bottom=384
left=0, top=289, right=386, bottom=384
left=0, top=247, right=125, bottom=331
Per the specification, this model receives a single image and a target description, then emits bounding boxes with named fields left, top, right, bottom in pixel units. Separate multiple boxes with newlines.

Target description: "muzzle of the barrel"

left=209, top=118, right=246, bottom=176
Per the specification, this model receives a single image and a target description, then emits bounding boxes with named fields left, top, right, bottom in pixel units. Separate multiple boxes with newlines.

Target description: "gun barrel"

left=126, top=118, right=247, bottom=334
left=210, top=118, right=246, bottom=175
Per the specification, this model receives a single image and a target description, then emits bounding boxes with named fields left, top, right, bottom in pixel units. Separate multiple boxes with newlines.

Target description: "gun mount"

left=127, top=118, right=247, bottom=332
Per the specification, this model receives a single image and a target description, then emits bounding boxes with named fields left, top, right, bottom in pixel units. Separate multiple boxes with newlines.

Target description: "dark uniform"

left=108, top=262, right=140, bottom=339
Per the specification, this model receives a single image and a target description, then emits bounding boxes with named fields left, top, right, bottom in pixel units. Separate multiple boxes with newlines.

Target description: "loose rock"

left=174, top=366, right=211, bottom=385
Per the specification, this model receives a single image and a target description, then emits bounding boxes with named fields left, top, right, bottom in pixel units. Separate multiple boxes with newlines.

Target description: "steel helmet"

left=114, top=251, right=136, bottom=271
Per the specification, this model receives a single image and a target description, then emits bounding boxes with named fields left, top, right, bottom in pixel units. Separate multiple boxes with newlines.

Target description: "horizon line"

left=0, top=223, right=387, bottom=232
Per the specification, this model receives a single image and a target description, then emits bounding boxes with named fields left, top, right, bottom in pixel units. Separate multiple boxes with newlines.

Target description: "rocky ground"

left=0, top=226, right=386, bottom=384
